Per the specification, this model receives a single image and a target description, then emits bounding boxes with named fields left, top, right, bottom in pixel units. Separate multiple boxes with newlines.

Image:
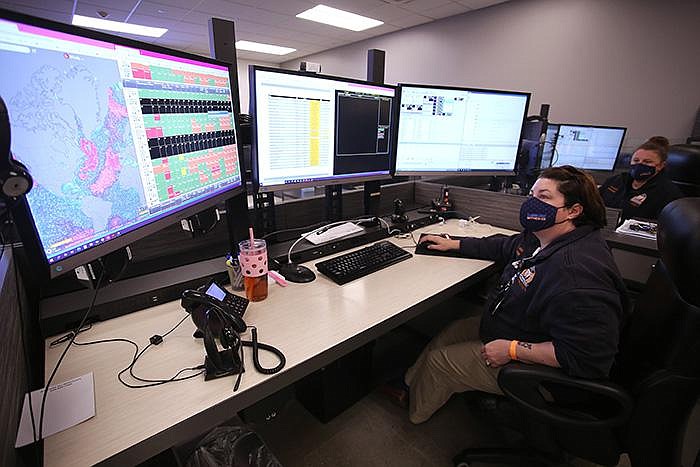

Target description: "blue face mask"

left=519, top=196, right=566, bottom=232
left=629, top=163, right=656, bottom=181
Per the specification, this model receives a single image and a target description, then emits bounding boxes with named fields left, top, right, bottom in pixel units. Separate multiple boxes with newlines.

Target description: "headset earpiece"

left=202, top=322, right=225, bottom=370
left=0, top=96, right=33, bottom=200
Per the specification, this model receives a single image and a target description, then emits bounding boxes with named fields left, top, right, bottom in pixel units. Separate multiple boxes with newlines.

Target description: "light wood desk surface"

left=44, top=220, right=515, bottom=467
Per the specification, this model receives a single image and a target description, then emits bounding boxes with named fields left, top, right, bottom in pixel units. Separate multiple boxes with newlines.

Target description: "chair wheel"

left=454, top=462, right=471, bottom=467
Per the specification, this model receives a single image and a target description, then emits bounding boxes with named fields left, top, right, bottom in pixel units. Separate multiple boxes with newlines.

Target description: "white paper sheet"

left=614, top=219, right=657, bottom=240
left=15, top=372, right=95, bottom=447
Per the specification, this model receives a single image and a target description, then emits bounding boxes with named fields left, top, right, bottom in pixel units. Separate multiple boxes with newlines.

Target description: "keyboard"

left=315, top=240, right=412, bottom=285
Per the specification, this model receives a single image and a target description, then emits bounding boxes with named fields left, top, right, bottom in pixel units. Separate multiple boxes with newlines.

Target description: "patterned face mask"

left=519, top=196, right=565, bottom=232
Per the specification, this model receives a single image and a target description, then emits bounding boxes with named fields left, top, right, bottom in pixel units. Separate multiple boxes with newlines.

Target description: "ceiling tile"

left=4, top=0, right=73, bottom=13
left=132, top=0, right=192, bottom=21
left=74, top=1, right=131, bottom=21
left=455, top=0, right=508, bottom=10
left=421, top=2, right=471, bottom=19
left=0, top=3, right=72, bottom=22
left=402, top=0, right=454, bottom=13
left=253, top=0, right=316, bottom=16
left=366, top=3, right=417, bottom=22
left=386, top=13, right=433, bottom=28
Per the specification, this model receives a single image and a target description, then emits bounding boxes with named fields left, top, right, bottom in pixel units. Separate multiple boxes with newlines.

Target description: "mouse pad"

left=414, top=233, right=467, bottom=258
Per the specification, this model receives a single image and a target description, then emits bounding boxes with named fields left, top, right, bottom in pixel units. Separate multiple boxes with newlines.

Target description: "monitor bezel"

left=249, top=65, right=398, bottom=193
left=1, top=8, right=247, bottom=279
left=393, top=83, right=531, bottom=177
left=548, top=123, right=627, bottom=172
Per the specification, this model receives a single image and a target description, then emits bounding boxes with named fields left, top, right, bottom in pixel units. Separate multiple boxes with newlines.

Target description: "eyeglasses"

left=629, top=222, right=657, bottom=234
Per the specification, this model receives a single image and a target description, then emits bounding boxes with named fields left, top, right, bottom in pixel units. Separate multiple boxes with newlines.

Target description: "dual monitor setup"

left=1, top=8, right=628, bottom=287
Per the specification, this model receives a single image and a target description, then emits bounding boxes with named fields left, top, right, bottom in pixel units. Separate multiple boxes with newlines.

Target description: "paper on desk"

left=614, top=219, right=657, bottom=240
left=15, top=372, right=95, bottom=447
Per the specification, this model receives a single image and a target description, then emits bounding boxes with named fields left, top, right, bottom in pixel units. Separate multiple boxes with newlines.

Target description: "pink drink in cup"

left=238, top=239, right=268, bottom=301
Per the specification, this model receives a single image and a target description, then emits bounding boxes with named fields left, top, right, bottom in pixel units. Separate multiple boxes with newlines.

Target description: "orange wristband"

left=509, top=340, right=518, bottom=360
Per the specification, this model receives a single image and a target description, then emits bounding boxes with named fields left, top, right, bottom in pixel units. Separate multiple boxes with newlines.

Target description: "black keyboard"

left=315, top=240, right=412, bottom=285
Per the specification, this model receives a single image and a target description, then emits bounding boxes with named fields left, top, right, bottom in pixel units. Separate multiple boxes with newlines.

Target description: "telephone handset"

left=180, top=280, right=285, bottom=386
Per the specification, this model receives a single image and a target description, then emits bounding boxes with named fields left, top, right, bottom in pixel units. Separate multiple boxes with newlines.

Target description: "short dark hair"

left=539, top=165, right=607, bottom=229
left=636, top=136, right=670, bottom=162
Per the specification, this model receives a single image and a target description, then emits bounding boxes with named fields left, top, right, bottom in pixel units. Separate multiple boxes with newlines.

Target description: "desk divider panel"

left=416, top=181, right=621, bottom=235
left=415, top=181, right=524, bottom=232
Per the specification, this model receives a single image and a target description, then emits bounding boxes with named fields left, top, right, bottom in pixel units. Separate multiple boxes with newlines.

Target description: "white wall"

left=235, top=59, right=279, bottom=114
left=282, top=0, right=700, bottom=151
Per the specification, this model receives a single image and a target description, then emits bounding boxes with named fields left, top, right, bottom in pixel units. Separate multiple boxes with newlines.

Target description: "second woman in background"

left=599, top=136, right=682, bottom=220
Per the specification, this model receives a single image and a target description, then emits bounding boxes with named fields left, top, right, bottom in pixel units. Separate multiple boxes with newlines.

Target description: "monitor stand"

left=252, top=192, right=276, bottom=237
left=363, top=180, right=381, bottom=225
left=325, top=185, right=343, bottom=221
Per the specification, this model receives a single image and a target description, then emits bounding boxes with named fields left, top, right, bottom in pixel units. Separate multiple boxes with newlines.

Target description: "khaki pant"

left=405, top=315, right=503, bottom=424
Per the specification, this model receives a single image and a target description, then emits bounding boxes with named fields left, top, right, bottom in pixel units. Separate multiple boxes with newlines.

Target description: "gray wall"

left=236, top=59, right=279, bottom=115
left=281, top=0, right=700, bottom=152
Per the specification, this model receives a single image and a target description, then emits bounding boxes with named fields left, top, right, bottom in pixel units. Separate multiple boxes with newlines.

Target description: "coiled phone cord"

left=241, top=327, right=286, bottom=375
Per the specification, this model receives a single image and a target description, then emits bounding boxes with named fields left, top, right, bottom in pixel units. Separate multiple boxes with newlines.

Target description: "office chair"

left=687, top=107, right=700, bottom=144
left=454, top=197, right=700, bottom=467
left=665, top=144, right=700, bottom=197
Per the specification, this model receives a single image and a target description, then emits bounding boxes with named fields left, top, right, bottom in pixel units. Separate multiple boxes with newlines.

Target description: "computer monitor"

left=394, top=84, right=530, bottom=176
left=0, top=9, right=245, bottom=279
left=540, top=124, right=560, bottom=169
left=549, top=124, right=626, bottom=171
left=250, top=66, right=396, bottom=193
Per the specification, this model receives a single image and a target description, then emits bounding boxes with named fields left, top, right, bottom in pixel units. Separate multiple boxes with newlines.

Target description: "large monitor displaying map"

left=0, top=9, right=244, bottom=278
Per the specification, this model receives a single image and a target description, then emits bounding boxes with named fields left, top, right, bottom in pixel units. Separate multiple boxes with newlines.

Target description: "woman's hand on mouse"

left=420, top=235, right=460, bottom=251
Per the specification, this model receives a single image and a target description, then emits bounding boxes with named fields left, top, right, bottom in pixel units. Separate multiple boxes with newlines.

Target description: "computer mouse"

left=278, top=263, right=316, bottom=283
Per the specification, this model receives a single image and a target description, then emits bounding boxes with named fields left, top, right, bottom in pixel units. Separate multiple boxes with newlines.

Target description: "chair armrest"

left=497, top=363, right=634, bottom=429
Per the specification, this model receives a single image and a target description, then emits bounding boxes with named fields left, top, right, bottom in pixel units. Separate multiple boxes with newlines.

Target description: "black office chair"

left=665, top=144, right=700, bottom=197
left=454, top=197, right=700, bottom=467
left=687, top=107, right=700, bottom=144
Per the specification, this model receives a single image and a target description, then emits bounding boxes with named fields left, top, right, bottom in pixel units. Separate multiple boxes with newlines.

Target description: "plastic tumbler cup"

left=238, top=239, right=268, bottom=302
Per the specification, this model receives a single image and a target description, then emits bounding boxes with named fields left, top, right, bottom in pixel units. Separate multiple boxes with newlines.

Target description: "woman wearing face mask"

left=400, top=166, right=627, bottom=425
left=599, top=136, right=682, bottom=220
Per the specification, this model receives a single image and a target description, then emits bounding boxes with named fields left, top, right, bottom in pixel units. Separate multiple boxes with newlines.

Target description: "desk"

left=44, top=220, right=516, bottom=467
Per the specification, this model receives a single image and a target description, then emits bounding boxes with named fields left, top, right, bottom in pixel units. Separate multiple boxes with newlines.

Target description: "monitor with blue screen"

left=0, top=9, right=245, bottom=278
left=549, top=124, right=626, bottom=171
left=394, top=84, right=530, bottom=176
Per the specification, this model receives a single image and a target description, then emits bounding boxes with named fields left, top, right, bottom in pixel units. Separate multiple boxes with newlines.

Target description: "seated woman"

left=599, top=136, right=682, bottom=220
left=405, top=166, right=627, bottom=425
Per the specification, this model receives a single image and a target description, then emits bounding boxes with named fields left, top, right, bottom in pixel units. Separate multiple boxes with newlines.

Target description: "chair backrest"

left=688, top=107, right=700, bottom=144
left=665, top=145, right=700, bottom=197
left=615, top=198, right=700, bottom=466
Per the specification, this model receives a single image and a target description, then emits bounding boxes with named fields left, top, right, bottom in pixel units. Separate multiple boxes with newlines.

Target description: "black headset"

left=181, top=288, right=286, bottom=382
left=0, top=96, right=33, bottom=201
left=181, top=289, right=246, bottom=375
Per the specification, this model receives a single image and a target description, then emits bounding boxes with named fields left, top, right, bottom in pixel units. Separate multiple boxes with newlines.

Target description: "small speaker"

left=367, top=49, right=385, bottom=84
left=539, top=103, right=550, bottom=120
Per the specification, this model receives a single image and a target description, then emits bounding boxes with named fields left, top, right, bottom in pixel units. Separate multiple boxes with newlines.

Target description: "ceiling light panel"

left=296, top=5, right=384, bottom=31
left=235, top=40, right=296, bottom=55
left=72, top=14, right=168, bottom=37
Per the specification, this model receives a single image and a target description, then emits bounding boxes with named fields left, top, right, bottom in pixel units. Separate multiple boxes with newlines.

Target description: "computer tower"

left=295, top=342, right=375, bottom=423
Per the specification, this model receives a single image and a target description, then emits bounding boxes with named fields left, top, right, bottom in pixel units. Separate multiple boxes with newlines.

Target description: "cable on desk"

left=49, top=323, right=93, bottom=348
left=73, top=312, right=206, bottom=388
left=261, top=220, right=328, bottom=241
left=40, top=263, right=105, bottom=446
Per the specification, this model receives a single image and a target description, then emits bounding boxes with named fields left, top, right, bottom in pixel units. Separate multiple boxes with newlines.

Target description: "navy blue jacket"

left=599, top=171, right=682, bottom=221
left=459, top=226, right=627, bottom=379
